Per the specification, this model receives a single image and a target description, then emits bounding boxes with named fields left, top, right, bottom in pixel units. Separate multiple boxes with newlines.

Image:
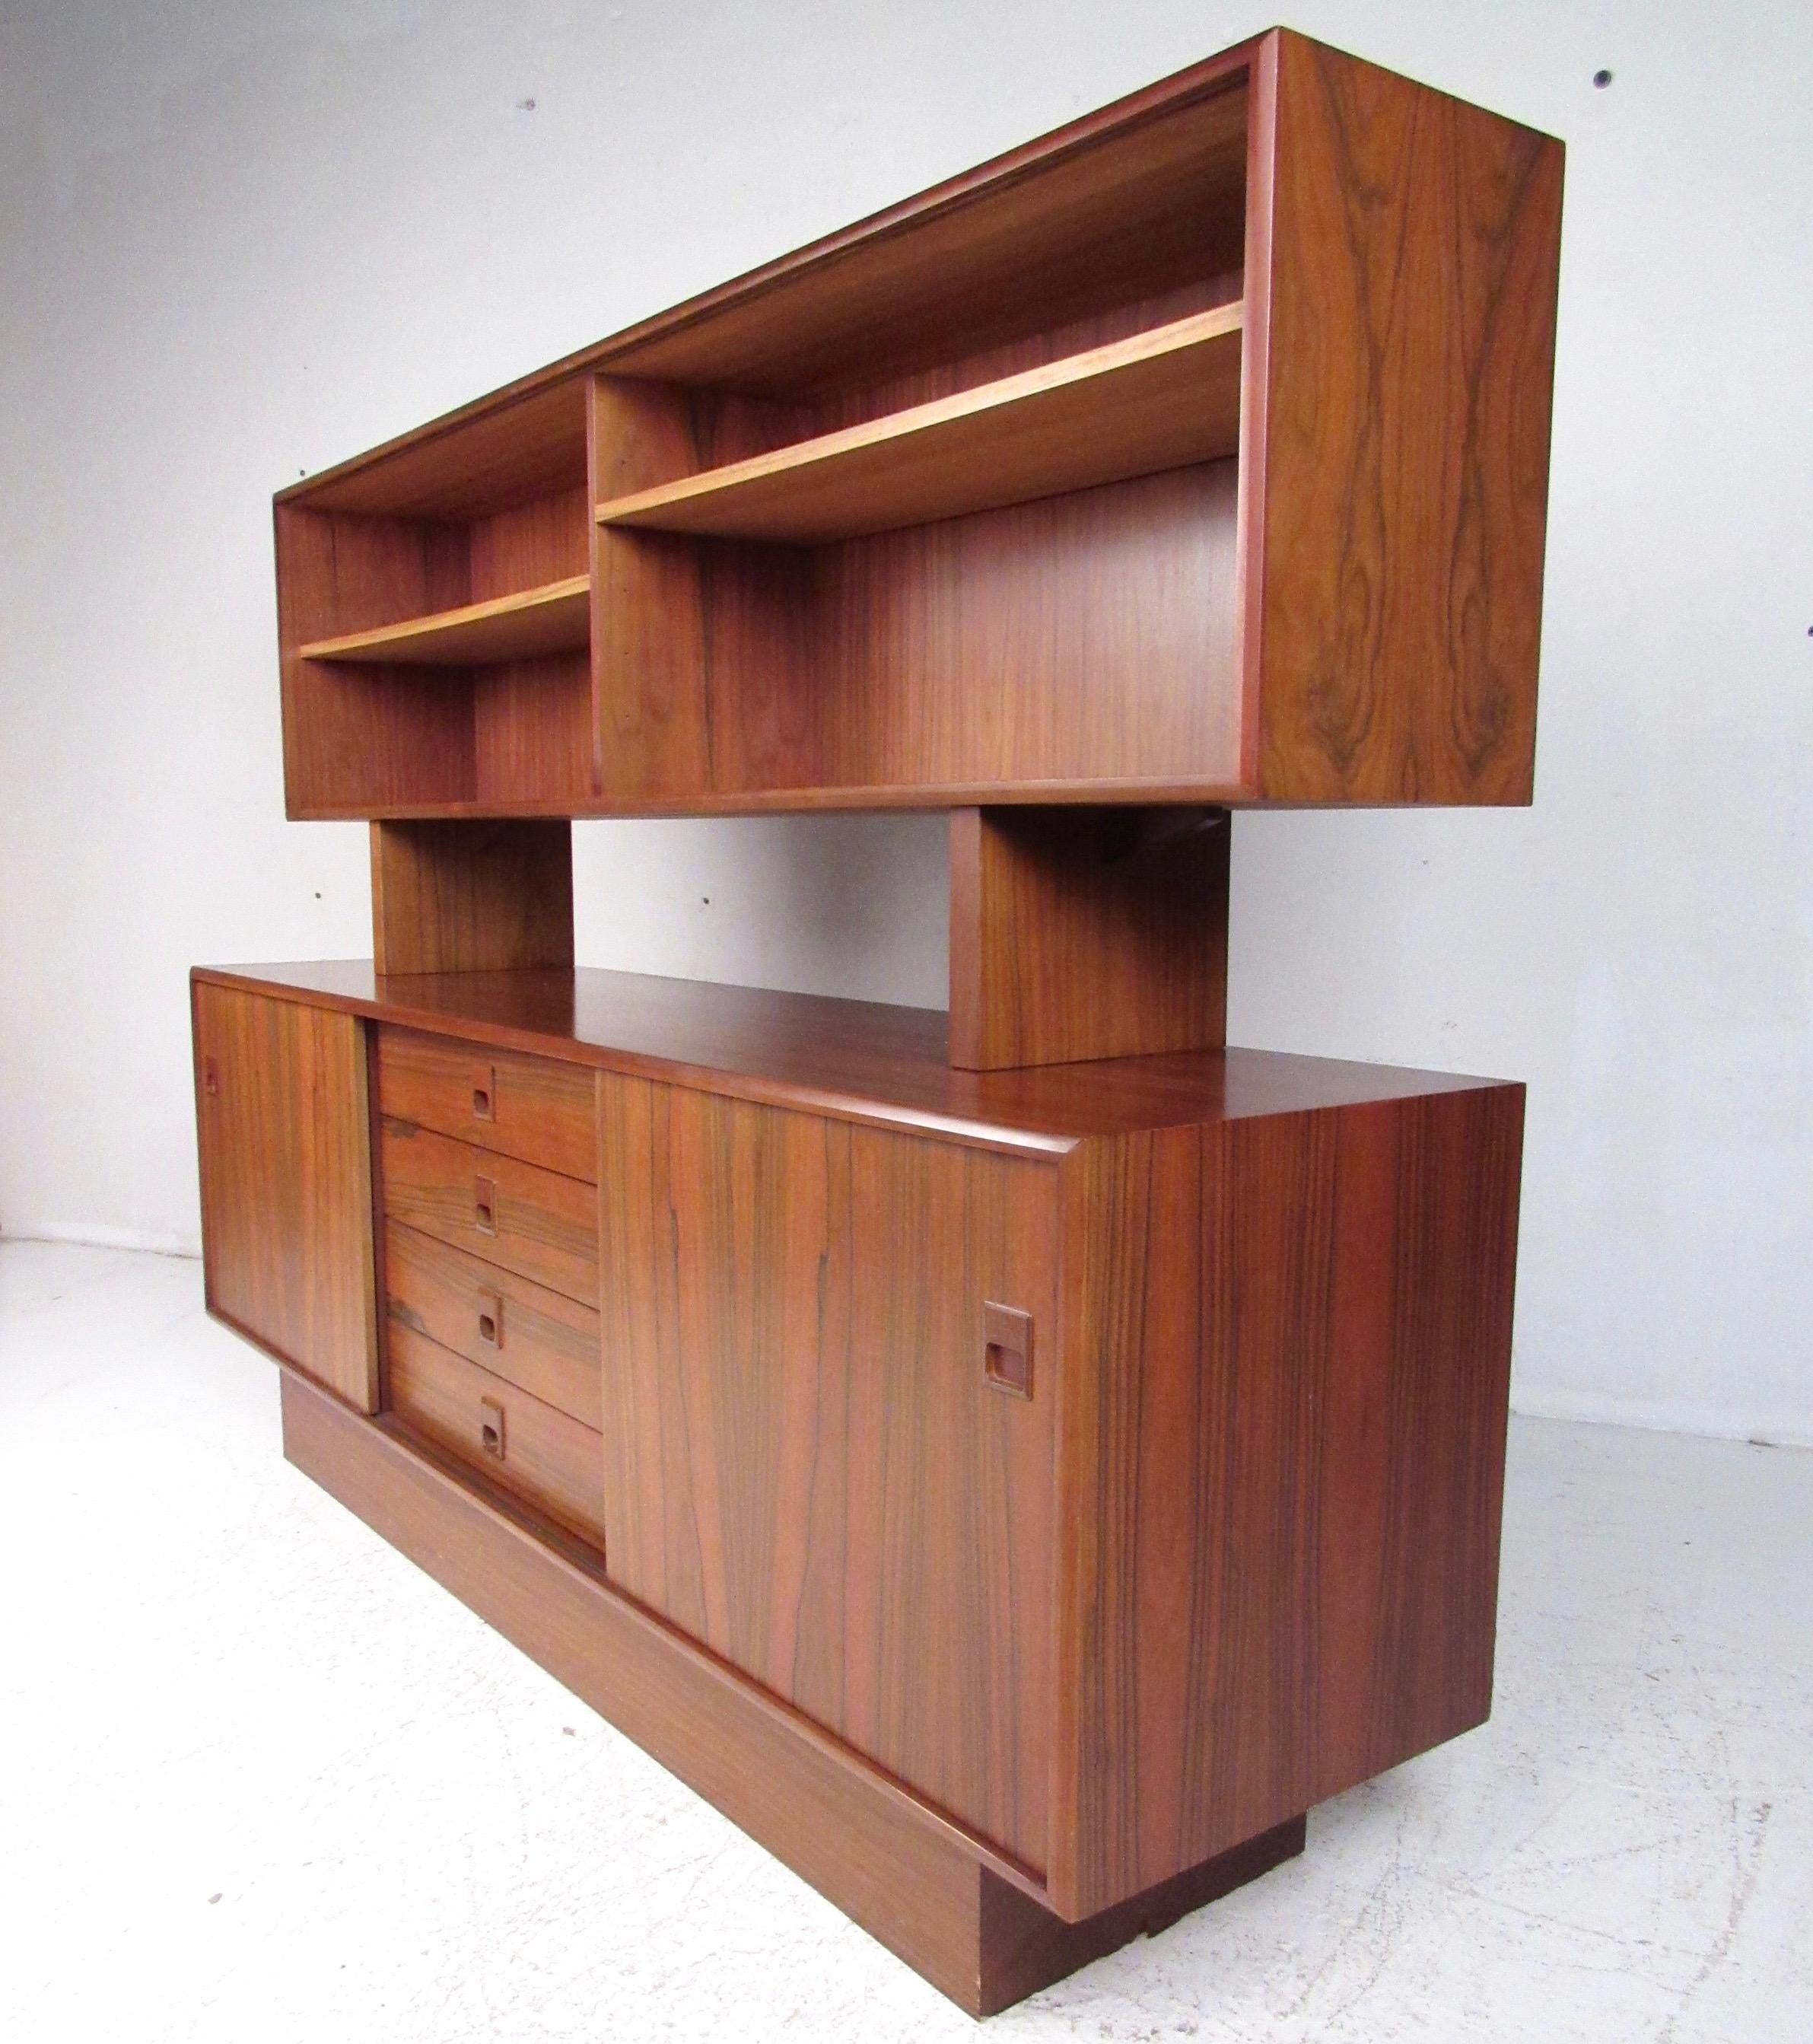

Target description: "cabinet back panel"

left=473, top=653, right=594, bottom=806
left=685, top=461, right=1242, bottom=798
left=468, top=483, right=591, bottom=600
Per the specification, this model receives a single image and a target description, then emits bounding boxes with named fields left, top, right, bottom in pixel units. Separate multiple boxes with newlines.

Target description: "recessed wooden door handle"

left=479, top=1396, right=506, bottom=1460
left=473, top=1175, right=498, bottom=1235
left=476, top=1289, right=504, bottom=1350
left=984, top=1301, right=1033, bottom=1398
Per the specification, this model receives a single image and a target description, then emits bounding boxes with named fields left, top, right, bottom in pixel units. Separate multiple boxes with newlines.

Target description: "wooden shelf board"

left=285, top=775, right=1263, bottom=824
left=298, top=575, right=590, bottom=667
left=593, top=306, right=1244, bottom=544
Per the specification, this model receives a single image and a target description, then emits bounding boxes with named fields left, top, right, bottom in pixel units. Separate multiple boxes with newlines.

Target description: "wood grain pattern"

left=466, top=482, right=592, bottom=600
left=596, top=1075, right=1058, bottom=1870
left=197, top=961, right=1513, bottom=1154
left=800, top=463, right=1242, bottom=794
left=192, top=979, right=377, bottom=1411
left=1048, top=1083, right=1524, bottom=1916
left=949, top=807, right=1229, bottom=1069
left=593, top=308, right=1242, bottom=543
left=369, top=820, right=574, bottom=976
left=282, top=1371, right=1303, bottom=2013
left=380, top=1117, right=599, bottom=1305
left=469, top=652, right=596, bottom=807
left=383, top=1219, right=602, bottom=1428
left=386, top=1319, right=606, bottom=1540
left=1248, top=30, right=1563, bottom=801
left=377, top=1024, right=596, bottom=1180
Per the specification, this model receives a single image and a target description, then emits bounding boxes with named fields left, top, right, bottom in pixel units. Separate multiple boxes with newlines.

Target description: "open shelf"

left=297, top=574, right=590, bottom=667
left=593, top=307, right=1244, bottom=544
left=274, top=21, right=1557, bottom=819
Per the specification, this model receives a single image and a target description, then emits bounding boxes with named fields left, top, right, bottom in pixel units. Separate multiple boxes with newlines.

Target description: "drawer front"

left=387, top=1320, right=606, bottom=1541
left=380, top=1118, right=599, bottom=1304
left=379, top=1027, right=597, bottom=1183
left=384, top=1219, right=602, bottom=1428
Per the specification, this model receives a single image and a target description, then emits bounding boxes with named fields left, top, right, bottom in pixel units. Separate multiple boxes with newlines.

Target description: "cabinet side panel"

left=1052, top=1086, right=1522, bottom=1916
left=1251, top=32, right=1562, bottom=802
left=596, top=1074, right=1057, bottom=1870
left=192, top=981, right=378, bottom=1411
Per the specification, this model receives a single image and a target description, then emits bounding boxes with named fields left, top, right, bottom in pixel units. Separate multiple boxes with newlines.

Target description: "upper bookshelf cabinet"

left=275, top=28, right=1563, bottom=820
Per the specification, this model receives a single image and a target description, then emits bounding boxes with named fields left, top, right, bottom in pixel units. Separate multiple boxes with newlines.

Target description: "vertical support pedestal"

left=949, top=807, right=1229, bottom=1071
left=370, top=819, right=574, bottom=976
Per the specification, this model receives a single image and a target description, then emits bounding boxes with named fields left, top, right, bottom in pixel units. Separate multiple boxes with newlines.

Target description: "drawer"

left=384, top=1219, right=601, bottom=1428
left=379, top=1027, right=597, bottom=1183
left=387, top=1320, right=606, bottom=1541
left=380, top=1118, right=599, bottom=1304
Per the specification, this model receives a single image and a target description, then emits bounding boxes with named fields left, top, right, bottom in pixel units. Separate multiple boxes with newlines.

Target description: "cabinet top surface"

left=195, top=962, right=1512, bottom=1154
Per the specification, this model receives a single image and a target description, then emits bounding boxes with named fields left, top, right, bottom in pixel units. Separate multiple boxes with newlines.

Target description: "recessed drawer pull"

left=472, top=1067, right=496, bottom=1122
left=385, top=1320, right=603, bottom=1539
left=479, top=1394, right=506, bottom=1460
left=983, top=1301, right=1033, bottom=1399
left=381, top=1121, right=599, bottom=1302
left=476, top=1288, right=504, bottom=1350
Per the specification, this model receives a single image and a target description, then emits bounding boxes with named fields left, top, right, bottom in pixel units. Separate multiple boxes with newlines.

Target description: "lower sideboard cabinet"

left=593, top=1067, right=1524, bottom=1919
left=190, top=968, right=1523, bottom=1997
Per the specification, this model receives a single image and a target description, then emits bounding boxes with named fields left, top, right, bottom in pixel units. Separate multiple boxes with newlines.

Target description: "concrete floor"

left=1, top=1239, right=1807, bottom=2042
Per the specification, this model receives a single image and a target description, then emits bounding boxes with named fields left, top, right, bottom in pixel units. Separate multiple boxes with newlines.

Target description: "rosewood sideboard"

left=192, top=26, right=1561, bottom=2013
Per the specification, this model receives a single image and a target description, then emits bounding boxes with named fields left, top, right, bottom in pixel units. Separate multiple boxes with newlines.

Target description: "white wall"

left=1, top=0, right=1807, bottom=1441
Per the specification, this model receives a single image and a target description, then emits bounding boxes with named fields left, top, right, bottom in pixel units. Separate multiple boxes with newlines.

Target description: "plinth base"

left=282, top=1371, right=1306, bottom=2014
